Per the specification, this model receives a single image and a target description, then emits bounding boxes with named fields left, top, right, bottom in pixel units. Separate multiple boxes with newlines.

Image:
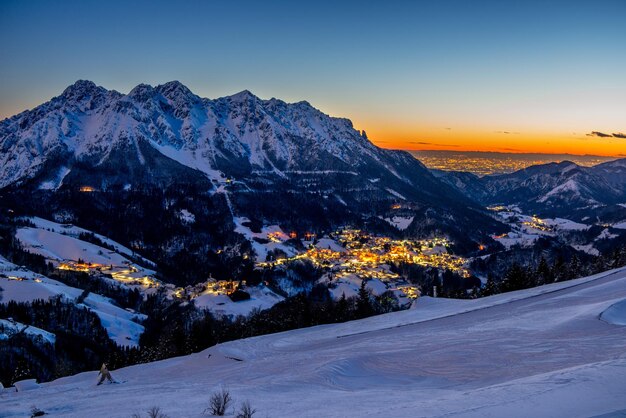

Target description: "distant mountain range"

left=434, top=159, right=626, bottom=221
left=412, top=150, right=617, bottom=176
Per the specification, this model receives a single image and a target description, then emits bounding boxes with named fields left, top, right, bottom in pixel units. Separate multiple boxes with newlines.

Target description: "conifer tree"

left=356, top=280, right=373, bottom=318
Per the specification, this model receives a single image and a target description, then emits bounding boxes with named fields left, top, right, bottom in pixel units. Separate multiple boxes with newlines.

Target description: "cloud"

left=408, top=141, right=460, bottom=147
left=586, top=131, right=612, bottom=138
left=585, top=131, right=626, bottom=138
left=494, top=131, right=520, bottom=135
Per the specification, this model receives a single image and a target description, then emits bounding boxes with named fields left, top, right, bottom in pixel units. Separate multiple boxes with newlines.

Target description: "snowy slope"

left=24, top=216, right=155, bottom=266
left=15, top=220, right=159, bottom=293
left=2, top=267, right=626, bottom=417
left=0, top=319, right=56, bottom=345
left=0, top=256, right=145, bottom=347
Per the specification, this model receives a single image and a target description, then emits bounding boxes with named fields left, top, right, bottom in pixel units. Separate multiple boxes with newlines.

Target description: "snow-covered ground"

left=0, top=256, right=145, bottom=347
left=382, top=215, right=414, bottom=231
left=12, top=216, right=285, bottom=319
left=0, top=319, right=56, bottom=345
left=15, top=218, right=159, bottom=293
left=192, top=284, right=284, bottom=317
left=3, top=267, right=626, bottom=417
left=233, top=216, right=298, bottom=261
left=23, top=217, right=155, bottom=267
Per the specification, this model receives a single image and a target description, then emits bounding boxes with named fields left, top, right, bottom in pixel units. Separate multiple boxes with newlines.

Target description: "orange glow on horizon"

left=359, top=125, right=625, bottom=157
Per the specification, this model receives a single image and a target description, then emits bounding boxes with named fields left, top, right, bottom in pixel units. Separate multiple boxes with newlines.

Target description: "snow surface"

left=23, top=217, right=155, bottom=267
left=327, top=276, right=389, bottom=300
left=600, top=298, right=626, bottom=326
left=543, top=217, right=589, bottom=231
left=177, top=209, right=196, bottom=224
left=537, top=179, right=583, bottom=203
left=572, top=243, right=600, bottom=256
left=0, top=319, right=56, bottom=345
left=385, top=188, right=406, bottom=200
left=3, top=267, right=626, bottom=417
left=0, top=256, right=145, bottom=347
left=382, top=215, right=414, bottom=231
left=313, top=238, right=346, bottom=252
left=192, top=285, right=283, bottom=318
left=613, top=221, right=626, bottom=230
left=233, top=216, right=298, bottom=261
left=15, top=221, right=158, bottom=291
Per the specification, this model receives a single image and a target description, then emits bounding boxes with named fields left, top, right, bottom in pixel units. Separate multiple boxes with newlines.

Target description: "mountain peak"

left=128, top=83, right=157, bottom=101
left=156, top=81, right=196, bottom=102
left=228, top=89, right=259, bottom=102
left=61, top=80, right=104, bottom=100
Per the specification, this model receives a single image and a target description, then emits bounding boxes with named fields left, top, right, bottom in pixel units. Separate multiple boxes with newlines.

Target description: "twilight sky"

left=1, top=0, right=625, bottom=156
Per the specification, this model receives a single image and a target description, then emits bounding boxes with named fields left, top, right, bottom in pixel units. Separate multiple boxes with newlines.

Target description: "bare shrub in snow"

left=132, top=406, right=168, bottom=418
left=205, top=388, right=232, bottom=416
left=236, top=400, right=257, bottom=418
left=30, top=405, right=46, bottom=417
left=146, top=407, right=169, bottom=418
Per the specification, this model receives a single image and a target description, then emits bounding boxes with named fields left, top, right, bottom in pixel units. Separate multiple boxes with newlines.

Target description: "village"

left=256, top=228, right=470, bottom=303
left=258, top=229, right=469, bottom=277
left=17, top=216, right=470, bottom=312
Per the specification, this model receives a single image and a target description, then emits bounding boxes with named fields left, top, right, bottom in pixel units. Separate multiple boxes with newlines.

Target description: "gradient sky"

left=1, top=0, right=625, bottom=156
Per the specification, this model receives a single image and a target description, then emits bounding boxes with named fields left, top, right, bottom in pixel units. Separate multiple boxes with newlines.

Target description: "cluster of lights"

left=57, top=261, right=160, bottom=289
left=3, top=275, right=44, bottom=283
left=172, top=278, right=243, bottom=299
left=521, top=216, right=553, bottom=232
left=257, top=229, right=470, bottom=280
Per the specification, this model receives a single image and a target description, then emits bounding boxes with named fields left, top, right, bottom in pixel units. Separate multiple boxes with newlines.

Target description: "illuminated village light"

left=257, top=229, right=470, bottom=281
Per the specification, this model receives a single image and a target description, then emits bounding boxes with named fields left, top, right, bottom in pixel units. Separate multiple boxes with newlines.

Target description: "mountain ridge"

left=0, top=80, right=503, bottom=247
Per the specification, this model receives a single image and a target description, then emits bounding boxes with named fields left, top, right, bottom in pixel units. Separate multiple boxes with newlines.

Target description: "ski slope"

left=2, top=267, right=626, bottom=417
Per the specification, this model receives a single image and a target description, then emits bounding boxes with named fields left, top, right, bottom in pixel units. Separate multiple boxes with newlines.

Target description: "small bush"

left=236, top=400, right=256, bottom=418
left=132, top=406, right=168, bottom=418
left=30, top=406, right=46, bottom=417
left=205, top=388, right=232, bottom=416
left=146, top=406, right=168, bottom=418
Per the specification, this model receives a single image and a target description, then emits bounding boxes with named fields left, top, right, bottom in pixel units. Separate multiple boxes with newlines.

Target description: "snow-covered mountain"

left=0, top=80, right=502, bottom=244
left=3, top=266, right=626, bottom=417
left=436, top=159, right=626, bottom=219
left=0, top=80, right=420, bottom=190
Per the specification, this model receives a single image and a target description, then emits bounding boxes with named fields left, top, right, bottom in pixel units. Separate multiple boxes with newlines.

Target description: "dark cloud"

left=585, top=131, right=626, bottom=138
left=494, top=131, right=520, bottom=135
left=408, top=141, right=459, bottom=147
left=586, top=131, right=612, bottom=138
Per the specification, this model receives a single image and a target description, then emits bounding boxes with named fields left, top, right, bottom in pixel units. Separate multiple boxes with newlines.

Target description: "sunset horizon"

left=2, top=0, right=624, bottom=159
left=1, top=78, right=623, bottom=159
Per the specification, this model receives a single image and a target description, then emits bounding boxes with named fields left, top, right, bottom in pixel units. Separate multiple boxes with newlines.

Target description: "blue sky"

left=1, top=0, right=625, bottom=155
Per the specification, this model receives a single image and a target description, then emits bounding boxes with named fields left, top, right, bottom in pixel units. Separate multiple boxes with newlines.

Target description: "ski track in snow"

left=2, top=267, right=626, bottom=417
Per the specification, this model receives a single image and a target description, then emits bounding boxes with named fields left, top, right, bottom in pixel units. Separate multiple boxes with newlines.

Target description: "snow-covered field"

left=233, top=216, right=298, bottom=261
left=192, top=284, right=284, bottom=317
left=0, top=256, right=145, bottom=347
left=2, top=267, right=626, bottom=417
